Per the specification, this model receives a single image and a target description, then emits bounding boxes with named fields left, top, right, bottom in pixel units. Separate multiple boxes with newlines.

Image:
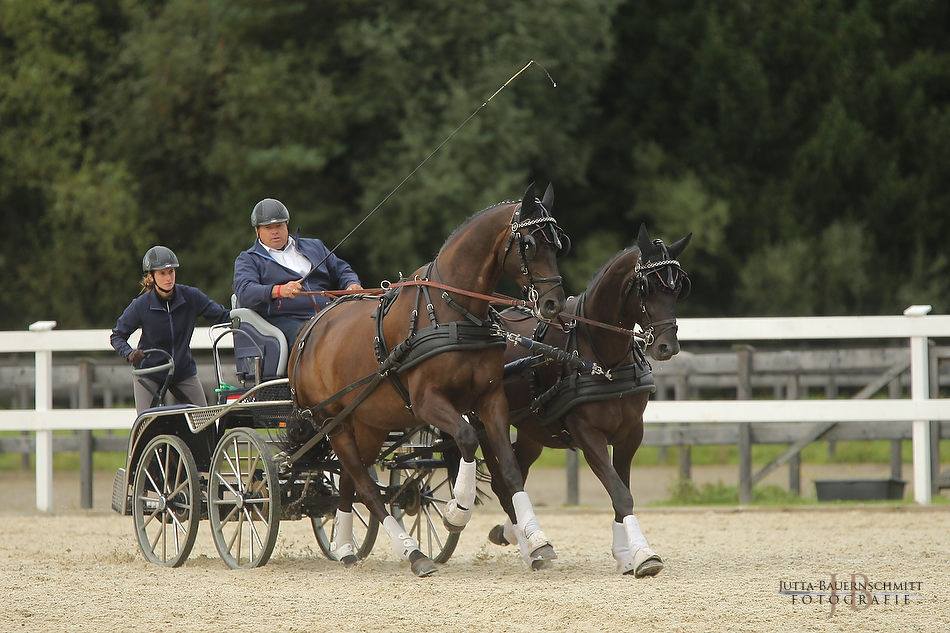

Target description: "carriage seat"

left=230, top=294, right=289, bottom=380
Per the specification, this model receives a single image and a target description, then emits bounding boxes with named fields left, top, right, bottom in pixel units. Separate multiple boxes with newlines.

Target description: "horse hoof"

left=529, top=543, right=558, bottom=561
left=340, top=554, right=359, bottom=568
left=531, top=558, right=555, bottom=571
left=629, top=556, right=663, bottom=578
left=409, top=550, right=437, bottom=578
left=488, top=524, right=510, bottom=546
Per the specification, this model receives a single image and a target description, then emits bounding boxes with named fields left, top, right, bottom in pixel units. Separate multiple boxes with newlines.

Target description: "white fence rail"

left=3, top=309, right=950, bottom=511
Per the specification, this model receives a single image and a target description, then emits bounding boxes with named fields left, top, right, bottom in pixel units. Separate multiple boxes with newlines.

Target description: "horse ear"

left=541, top=183, right=554, bottom=210
left=667, top=232, right=692, bottom=259
left=636, top=223, right=652, bottom=257
left=520, top=182, right=537, bottom=216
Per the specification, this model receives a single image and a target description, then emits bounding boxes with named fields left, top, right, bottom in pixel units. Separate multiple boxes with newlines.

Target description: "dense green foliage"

left=2, top=0, right=948, bottom=328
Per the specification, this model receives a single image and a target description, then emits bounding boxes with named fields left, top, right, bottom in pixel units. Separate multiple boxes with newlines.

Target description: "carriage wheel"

left=208, top=428, right=281, bottom=569
left=311, top=468, right=380, bottom=561
left=388, top=465, right=460, bottom=564
left=131, top=435, right=200, bottom=567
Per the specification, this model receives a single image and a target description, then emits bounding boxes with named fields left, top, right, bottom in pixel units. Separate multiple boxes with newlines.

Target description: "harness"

left=372, top=263, right=507, bottom=409
left=504, top=297, right=655, bottom=445
left=283, top=204, right=567, bottom=466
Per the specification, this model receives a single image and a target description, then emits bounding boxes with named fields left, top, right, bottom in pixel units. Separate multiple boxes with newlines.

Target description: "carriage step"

left=111, top=468, right=130, bottom=515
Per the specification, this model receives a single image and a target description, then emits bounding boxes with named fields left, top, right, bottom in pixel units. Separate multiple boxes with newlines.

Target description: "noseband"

left=503, top=202, right=568, bottom=318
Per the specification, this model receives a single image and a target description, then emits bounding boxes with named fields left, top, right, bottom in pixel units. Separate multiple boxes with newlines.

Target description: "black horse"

left=483, top=224, right=691, bottom=576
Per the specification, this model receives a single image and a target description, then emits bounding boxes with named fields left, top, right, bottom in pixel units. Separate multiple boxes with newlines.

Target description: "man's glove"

left=127, top=349, right=146, bottom=365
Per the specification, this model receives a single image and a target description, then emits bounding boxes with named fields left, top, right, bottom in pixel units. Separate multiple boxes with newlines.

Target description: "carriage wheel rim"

left=209, top=429, right=280, bottom=569
left=132, top=436, right=199, bottom=567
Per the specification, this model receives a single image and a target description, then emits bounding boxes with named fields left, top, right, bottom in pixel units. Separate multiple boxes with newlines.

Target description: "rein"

left=299, top=279, right=532, bottom=309
left=301, top=281, right=647, bottom=340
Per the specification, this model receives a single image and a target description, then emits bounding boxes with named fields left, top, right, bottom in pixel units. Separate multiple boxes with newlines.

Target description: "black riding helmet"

left=251, top=198, right=290, bottom=226
left=142, top=246, right=179, bottom=272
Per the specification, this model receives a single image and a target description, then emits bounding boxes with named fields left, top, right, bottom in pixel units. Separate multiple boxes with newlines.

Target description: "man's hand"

left=273, top=280, right=303, bottom=299
left=345, top=283, right=364, bottom=292
left=127, top=349, right=145, bottom=365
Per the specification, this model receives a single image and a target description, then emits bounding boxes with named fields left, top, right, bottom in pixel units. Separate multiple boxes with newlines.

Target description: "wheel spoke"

left=172, top=511, right=181, bottom=555
left=215, top=471, right=241, bottom=499
left=168, top=508, right=188, bottom=535
left=143, top=468, right=162, bottom=499
left=227, top=511, right=244, bottom=555
left=251, top=504, right=268, bottom=524
left=172, top=454, right=184, bottom=498
left=244, top=507, right=265, bottom=555
left=220, top=502, right=241, bottom=525
left=429, top=476, right=450, bottom=495
left=245, top=452, right=260, bottom=493
left=153, top=448, right=168, bottom=494
left=423, top=506, right=445, bottom=550
left=161, top=510, right=168, bottom=562
left=167, top=478, right=190, bottom=499
left=223, top=446, right=243, bottom=492
left=428, top=499, right=448, bottom=520
left=163, top=445, right=172, bottom=495
left=142, top=506, right=161, bottom=529
left=232, top=437, right=243, bottom=490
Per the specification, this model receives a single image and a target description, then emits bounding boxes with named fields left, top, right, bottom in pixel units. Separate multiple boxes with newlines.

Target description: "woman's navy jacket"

left=232, top=237, right=360, bottom=318
left=110, top=285, right=230, bottom=383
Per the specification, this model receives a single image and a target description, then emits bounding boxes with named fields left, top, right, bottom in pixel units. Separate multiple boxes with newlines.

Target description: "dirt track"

left=1, top=503, right=948, bottom=632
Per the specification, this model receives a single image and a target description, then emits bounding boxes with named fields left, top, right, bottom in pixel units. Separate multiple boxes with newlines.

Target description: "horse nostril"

left=542, top=299, right=557, bottom=315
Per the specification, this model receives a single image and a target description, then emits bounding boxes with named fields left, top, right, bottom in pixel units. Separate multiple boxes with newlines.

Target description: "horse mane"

left=437, top=200, right=518, bottom=257
left=585, top=246, right=640, bottom=292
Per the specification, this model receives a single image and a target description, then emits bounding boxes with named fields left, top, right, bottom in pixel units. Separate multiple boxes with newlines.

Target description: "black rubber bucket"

left=814, top=478, right=906, bottom=501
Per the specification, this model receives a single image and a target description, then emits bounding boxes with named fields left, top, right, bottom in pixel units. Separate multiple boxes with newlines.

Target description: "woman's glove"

left=127, top=349, right=145, bottom=365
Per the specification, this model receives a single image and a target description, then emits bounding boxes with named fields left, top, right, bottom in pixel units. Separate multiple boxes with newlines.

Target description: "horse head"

left=502, top=183, right=569, bottom=320
left=632, top=223, right=692, bottom=361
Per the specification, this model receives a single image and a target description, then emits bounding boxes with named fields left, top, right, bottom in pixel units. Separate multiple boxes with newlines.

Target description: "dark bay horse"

left=485, top=224, right=691, bottom=577
left=287, top=184, right=568, bottom=576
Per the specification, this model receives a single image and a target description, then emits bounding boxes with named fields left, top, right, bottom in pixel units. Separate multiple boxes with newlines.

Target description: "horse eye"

left=521, top=234, right=537, bottom=259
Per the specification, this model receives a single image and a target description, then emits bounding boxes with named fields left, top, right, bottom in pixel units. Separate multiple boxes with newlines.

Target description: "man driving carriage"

left=233, top=198, right=363, bottom=346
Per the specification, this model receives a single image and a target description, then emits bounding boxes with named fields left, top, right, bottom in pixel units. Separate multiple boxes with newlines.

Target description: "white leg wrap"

left=502, top=518, right=518, bottom=545
left=330, top=510, right=356, bottom=561
left=512, top=491, right=550, bottom=559
left=383, top=515, right=419, bottom=560
left=453, top=458, right=476, bottom=509
left=622, top=514, right=649, bottom=552
left=612, top=521, right=637, bottom=574
left=444, top=458, right=476, bottom=528
left=512, top=491, right=541, bottom=539
left=621, top=515, right=661, bottom=575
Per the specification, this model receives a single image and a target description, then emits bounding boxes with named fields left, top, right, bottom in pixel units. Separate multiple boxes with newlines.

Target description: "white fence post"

left=904, top=305, right=932, bottom=504
left=30, top=321, right=57, bottom=512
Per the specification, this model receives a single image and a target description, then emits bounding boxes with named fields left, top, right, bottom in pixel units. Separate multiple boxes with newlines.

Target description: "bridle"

left=623, top=246, right=691, bottom=349
left=502, top=201, right=570, bottom=319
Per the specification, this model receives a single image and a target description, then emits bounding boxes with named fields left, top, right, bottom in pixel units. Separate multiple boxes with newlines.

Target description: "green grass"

left=0, top=430, right=128, bottom=472
left=653, top=478, right=950, bottom=506
left=531, top=439, right=950, bottom=469
left=657, top=479, right=808, bottom=506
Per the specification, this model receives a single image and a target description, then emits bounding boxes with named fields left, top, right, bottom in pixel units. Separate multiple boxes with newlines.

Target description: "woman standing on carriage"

left=110, top=246, right=231, bottom=413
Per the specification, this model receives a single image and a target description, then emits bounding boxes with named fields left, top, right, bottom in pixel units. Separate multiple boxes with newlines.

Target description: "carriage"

left=111, top=185, right=685, bottom=578
left=110, top=303, right=466, bottom=569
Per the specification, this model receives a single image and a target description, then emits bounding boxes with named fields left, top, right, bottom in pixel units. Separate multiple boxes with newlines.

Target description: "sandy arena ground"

left=1, top=468, right=948, bottom=631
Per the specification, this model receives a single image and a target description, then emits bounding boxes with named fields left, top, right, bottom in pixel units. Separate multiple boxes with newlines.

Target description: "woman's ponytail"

left=139, top=273, right=155, bottom=294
